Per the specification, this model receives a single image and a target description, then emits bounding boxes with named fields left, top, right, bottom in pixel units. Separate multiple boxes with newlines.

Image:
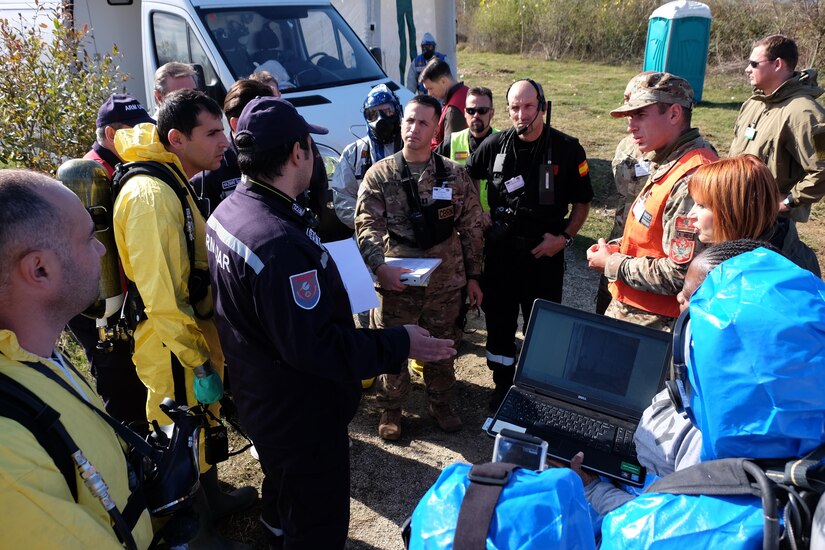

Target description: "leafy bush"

left=467, top=0, right=825, bottom=70
left=0, top=0, right=125, bottom=173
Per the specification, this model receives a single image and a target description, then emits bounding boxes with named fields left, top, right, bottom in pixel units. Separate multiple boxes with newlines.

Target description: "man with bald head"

left=466, top=78, right=593, bottom=410
left=0, top=169, right=153, bottom=548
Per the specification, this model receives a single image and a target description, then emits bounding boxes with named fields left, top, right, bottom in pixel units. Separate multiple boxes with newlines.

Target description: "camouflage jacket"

left=355, top=152, right=484, bottom=292
left=730, top=69, right=825, bottom=222
left=610, top=134, right=649, bottom=240
left=604, top=128, right=716, bottom=295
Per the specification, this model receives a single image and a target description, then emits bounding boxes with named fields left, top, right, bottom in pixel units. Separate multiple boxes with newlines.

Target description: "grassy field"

left=47, top=53, right=825, bottom=548
left=455, top=50, right=825, bottom=262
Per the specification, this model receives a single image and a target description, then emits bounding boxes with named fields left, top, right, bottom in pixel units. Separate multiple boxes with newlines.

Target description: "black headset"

left=506, top=78, right=547, bottom=112
left=666, top=308, right=696, bottom=424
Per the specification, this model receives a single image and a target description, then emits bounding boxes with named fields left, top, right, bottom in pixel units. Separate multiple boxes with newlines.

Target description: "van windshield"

left=197, top=6, right=386, bottom=92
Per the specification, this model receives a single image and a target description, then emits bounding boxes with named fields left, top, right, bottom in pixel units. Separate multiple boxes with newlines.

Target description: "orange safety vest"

left=609, top=147, right=718, bottom=318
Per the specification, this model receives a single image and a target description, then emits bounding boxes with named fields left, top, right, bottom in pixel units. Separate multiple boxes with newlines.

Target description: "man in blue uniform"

left=205, top=97, right=456, bottom=549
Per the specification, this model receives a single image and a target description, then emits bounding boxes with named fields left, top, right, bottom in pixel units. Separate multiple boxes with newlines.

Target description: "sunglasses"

left=465, top=107, right=491, bottom=116
left=748, top=58, right=775, bottom=68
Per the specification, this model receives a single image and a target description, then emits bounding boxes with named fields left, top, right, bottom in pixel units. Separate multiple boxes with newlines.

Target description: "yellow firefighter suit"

left=113, top=123, right=223, bottom=471
left=0, top=330, right=153, bottom=549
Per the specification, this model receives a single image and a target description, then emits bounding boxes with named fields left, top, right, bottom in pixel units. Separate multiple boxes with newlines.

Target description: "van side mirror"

left=192, top=63, right=227, bottom=111
left=370, top=47, right=382, bottom=68
left=191, top=64, right=207, bottom=92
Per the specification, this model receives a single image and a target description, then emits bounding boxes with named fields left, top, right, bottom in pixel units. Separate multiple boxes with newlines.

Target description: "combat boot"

left=201, top=466, right=258, bottom=521
left=429, top=403, right=463, bottom=432
left=378, top=408, right=402, bottom=440
left=489, top=364, right=516, bottom=411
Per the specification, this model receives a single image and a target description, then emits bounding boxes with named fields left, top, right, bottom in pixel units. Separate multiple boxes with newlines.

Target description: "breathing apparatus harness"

left=112, top=161, right=213, bottom=331
left=0, top=352, right=209, bottom=549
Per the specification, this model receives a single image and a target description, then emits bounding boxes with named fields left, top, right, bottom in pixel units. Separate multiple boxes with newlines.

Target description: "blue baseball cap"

left=96, top=94, right=154, bottom=128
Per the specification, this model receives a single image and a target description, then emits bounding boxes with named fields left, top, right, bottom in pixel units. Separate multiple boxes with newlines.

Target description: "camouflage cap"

left=610, top=72, right=694, bottom=117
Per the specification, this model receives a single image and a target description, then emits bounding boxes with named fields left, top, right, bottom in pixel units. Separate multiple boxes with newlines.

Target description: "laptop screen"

left=516, top=300, right=672, bottom=420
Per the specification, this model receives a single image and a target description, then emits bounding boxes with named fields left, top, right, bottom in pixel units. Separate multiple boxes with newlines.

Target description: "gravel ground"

left=217, top=254, right=600, bottom=549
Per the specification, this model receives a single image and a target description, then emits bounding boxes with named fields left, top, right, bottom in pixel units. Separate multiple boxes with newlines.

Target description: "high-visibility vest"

left=449, top=127, right=498, bottom=212
left=609, top=147, right=718, bottom=318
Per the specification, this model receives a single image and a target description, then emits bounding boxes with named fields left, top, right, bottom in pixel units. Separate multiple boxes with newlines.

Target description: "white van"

left=1, top=0, right=420, bottom=158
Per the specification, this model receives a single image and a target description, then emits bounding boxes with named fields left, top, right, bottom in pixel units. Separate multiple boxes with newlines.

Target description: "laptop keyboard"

left=500, top=390, right=637, bottom=456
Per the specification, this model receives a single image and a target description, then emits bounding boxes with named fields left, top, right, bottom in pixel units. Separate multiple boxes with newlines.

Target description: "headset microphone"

left=516, top=109, right=541, bottom=136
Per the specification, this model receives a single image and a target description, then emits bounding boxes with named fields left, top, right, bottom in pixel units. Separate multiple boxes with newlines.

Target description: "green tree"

left=0, top=0, right=125, bottom=173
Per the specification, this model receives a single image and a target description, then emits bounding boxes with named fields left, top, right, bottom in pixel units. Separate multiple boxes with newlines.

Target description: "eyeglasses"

left=748, top=58, right=775, bottom=68
left=465, top=107, right=491, bottom=116
left=365, top=106, right=395, bottom=122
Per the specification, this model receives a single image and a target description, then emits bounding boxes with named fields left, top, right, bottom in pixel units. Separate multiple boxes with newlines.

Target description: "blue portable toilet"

left=643, top=1, right=712, bottom=102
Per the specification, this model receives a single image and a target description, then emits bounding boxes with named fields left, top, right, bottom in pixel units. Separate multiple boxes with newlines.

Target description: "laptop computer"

left=485, top=299, right=673, bottom=487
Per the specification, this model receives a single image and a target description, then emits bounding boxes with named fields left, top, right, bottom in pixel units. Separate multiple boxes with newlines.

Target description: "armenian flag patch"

left=578, top=160, right=589, bottom=177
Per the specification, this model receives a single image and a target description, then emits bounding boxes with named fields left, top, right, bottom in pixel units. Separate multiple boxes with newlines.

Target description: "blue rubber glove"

left=193, top=363, right=224, bottom=405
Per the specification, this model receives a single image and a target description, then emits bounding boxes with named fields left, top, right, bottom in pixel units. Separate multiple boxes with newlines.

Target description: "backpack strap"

left=453, top=462, right=519, bottom=550
left=645, top=458, right=763, bottom=498
left=112, top=161, right=197, bottom=272
left=0, top=371, right=78, bottom=501
left=112, top=161, right=212, bottom=315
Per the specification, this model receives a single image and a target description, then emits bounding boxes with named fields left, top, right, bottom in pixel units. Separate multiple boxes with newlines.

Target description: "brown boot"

left=429, top=403, right=463, bottom=432
left=378, top=408, right=402, bottom=440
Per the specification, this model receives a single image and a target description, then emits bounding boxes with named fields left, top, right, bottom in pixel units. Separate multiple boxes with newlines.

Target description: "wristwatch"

left=561, top=231, right=574, bottom=248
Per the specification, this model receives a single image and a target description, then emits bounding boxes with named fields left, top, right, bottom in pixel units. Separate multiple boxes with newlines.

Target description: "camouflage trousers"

left=604, top=299, right=675, bottom=332
left=373, top=286, right=463, bottom=409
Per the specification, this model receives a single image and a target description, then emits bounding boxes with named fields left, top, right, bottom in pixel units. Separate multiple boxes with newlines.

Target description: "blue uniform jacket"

left=206, top=179, right=408, bottom=448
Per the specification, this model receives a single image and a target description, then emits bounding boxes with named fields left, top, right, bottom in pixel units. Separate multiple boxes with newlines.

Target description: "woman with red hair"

left=687, top=154, right=820, bottom=275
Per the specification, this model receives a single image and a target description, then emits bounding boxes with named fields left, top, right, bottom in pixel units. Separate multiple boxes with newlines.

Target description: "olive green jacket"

left=730, top=69, right=825, bottom=222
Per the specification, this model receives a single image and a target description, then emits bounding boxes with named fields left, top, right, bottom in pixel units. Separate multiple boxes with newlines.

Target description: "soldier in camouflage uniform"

left=356, top=95, right=484, bottom=440
left=595, top=134, right=650, bottom=313
left=587, top=72, right=718, bottom=331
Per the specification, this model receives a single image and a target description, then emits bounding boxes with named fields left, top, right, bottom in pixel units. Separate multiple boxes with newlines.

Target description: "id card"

left=632, top=194, right=647, bottom=222
left=493, top=153, right=507, bottom=173
left=634, top=160, right=650, bottom=177
left=432, top=186, right=452, bottom=200
left=744, top=125, right=757, bottom=140
left=504, top=174, right=525, bottom=193
left=538, top=163, right=555, bottom=205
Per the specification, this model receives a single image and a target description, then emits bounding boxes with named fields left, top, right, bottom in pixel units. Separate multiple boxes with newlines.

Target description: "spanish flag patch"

left=455, top=151, right=468, bottom=161
left=578, top=160, right=589, bottom=177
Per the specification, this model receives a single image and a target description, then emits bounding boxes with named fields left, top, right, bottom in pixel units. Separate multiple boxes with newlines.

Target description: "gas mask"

left=369, top=112, right=400, bottom=144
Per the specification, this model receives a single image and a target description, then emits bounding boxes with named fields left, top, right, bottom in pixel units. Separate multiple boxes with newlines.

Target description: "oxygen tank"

left=57, top=159, right=124, bottom=321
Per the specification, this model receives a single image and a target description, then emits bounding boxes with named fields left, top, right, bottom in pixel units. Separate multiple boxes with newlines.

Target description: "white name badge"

left=632, top=195, right=647, bottom=221
left=432, top=186, right=452, bottom=200
left=744, top=126, right=757, bottom=140
left=504, top=174, right=525, bottom=193
left=634, top=160, right=650, bottom=177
